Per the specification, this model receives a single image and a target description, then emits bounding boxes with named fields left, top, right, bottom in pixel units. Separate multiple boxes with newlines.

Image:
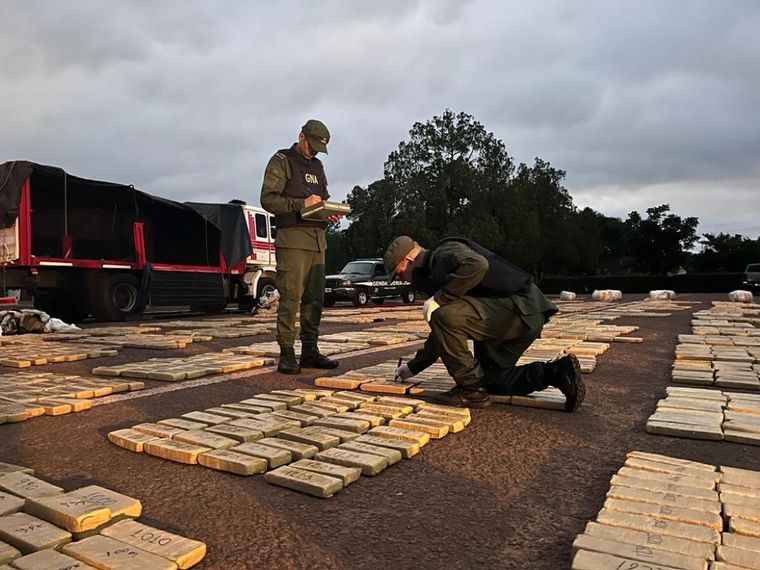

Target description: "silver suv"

left=743, top=263, right=760, bottom=292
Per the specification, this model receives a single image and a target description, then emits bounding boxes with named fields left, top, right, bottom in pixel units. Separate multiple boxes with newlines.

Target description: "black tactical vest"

left=274, top=145, right=329, bottom=229
left=437, top=237, right=533, bottom=296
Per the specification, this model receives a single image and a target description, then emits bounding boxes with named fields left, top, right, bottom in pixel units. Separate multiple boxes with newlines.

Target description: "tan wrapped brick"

left=232, top=442, right=291, bottom=468
left=617, top=467, right=717, bottom=490
left=603, top=497, right=722, bottom=529
left=204, top=407, right=256, bottom=419
left=179, top=411, right=230, bottom=425
left=369, top=426, right=430, bottom=447
left=416, top=402, right=471, bottom=418
left=0, top=540, right=20, bottom=565
left=627, top=451, right=716, bottom=472
left=309, top=401, right=350, bottom=414
left=289, top=404, right=333, bottom=418
left=100, top=519, right=206, bottom=569
left=389, top=418, right=448, bottom=439
left=131, top=423, right=186, bottom=439
left=264, top=465, right=343, bottom=498
left=289, top=459, right=360, bottom=486
left=204, top=424, right=263, bottom=443
left=596, top=508, right=720, bottom=543
left=220, top=403, right=271, bottom=415
left=157, top=418, right=209, bottom=431
left=584, top=521, right=715, bottom=561
left=571, top=548, right=685, bottom=570
left=376, top=396, right=426, bottom=410
left=723, top=503, right=760, bottom=523
left=716, top=544, right=760, bottom=568
left=720, top=483, right=760, bottom=499
left=9, top=549, right=96, bottom=570
left=74, top=485, right=142, bottom=520
left=255, top=393, right=304, bottom=406
left=198, top=449, right=267, bottom=475
left=44, top=398, right=93, bottom=413
left=318, top=397, right=360, bottom=410
left=339, top=441, right=402, bottom=466
left=240, top=397, right=287, bottom=411
left=143, top=439, right=211, bottom=465
left=728, top=517, right=760, bottom=538
left=312, top=417, right=370, bottom=434
left=227, top=418, right=297, bottom=437
left=63, top=535, right=177, bottom=569
left=0, top=492, right=24, bottom=516
left=107, top=429, right=158, bottom=453
left=571, top=534, right=708, bottom=570
left=413, top=412, right=465, bottom=432
left=333, top=412, right=385, bottom=427
left=0, top=472, right=63, bottom=500
left=0, top=463, right=33, bottom=476
left=606, top=485, right=721, bottom=513
left=24, top=492, right=112, bottom=533
left=172, top=430, right=238, bottom=450
left=0, top=513, right=71, bottom=554
left=359, top=402, right=413, bottom=417
left=270, top=410, right=317, bottom=427
left=721, top=532, right=760, bottom=552
left=720, top=465, right=760, bottom=489
left=356, top=435, right=419, bottom=459
left=314, top=377, right=365, bottom=390
left=277, top=428, right=340, bottom=451
left=303, top=426, right=360, bottom=443
left=257, top=438, right=318, bottom=460
left=610, top=474, right=718, bottom=501
left=272, top=389, right=315, bottom=401
left=316, top=448, right=387, bottom=476
left=624, top=457, right=719, bottom=483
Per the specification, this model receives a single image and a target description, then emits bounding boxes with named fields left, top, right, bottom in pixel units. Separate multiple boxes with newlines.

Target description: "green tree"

left=691, top=233, right=760, bottom=272
left=626, top=205, right=699, bottom=274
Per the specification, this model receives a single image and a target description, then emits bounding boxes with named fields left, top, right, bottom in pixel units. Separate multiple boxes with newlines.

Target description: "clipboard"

left=300, top=200, right=352, bottom=220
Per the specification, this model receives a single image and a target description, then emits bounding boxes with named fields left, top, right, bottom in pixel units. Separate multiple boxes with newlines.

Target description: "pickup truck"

left=324, top=258, right=415, bottom=307
left=743, top=263, right=760, bottom=292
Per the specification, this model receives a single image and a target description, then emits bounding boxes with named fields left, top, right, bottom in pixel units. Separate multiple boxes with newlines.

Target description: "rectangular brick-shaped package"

left=101, top=519, right=206, bottom=569
left=265, top=466, right=343, bottom=498
left=107, top=429, right=159, bottom=453
left=63, top=535, right=178, bottom=570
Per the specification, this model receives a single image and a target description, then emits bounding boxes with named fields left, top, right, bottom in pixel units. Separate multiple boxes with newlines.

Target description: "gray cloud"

left=1, top=0, right=758, bottom=236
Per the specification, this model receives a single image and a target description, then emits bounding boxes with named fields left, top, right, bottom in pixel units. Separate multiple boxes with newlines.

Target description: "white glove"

left=422, top=297, right=440, bottom=322
left=394, top=363, right=413, bottom=382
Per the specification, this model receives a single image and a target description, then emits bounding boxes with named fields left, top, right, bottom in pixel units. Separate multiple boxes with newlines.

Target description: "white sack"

left=559, top=291, right=576, bottom=301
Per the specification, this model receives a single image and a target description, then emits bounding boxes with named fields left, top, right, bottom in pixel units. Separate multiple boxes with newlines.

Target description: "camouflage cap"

left=384, top=235, right=418, bottom=283
left=302, top=119, right=330, bottom=154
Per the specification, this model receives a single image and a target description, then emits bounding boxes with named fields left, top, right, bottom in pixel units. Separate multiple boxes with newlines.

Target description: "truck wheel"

left=402, top=289, right=416, bottom=304
left=353, top=289, right=369, bottom=307
left=323, top=298, right=335, bottom=308
left=372, top=298, right=385, bottom=305
left=256, top=277, right=277, bottom=302
left=91, top=273, right=144, bottom=322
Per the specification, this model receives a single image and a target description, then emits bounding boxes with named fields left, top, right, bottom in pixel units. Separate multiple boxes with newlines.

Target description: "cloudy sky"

left=2, top=0, right=759, bottom=237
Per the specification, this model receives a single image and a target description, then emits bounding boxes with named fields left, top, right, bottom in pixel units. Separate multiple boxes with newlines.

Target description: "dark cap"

left=384, top=235, right=418, bottom=283
left=302, top=119, right=330, bottom=154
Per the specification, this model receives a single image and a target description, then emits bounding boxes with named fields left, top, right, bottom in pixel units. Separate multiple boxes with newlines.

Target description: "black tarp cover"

left=0, top=160, right=247, bottom=267
left=186, top=202, right=252, bottom=267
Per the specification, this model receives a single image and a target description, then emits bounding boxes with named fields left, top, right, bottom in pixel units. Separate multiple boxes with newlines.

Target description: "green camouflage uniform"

left=407, top=241, right=558, bottom=394
left=260, top=144, right=329, bottom=349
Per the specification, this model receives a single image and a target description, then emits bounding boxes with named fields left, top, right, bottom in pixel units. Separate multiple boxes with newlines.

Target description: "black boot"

left=277, top=346, right=301, bottom=375
left=431, top=383, right=491, bottom=409
left=299, top=346, right=339, bottom=369
left=544, top=354, right=586, bottom=412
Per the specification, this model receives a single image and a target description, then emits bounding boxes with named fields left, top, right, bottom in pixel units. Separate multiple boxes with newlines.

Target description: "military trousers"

left=428, top=296, right=550, bottom=395
left=274, top=246, right=325, bottom=348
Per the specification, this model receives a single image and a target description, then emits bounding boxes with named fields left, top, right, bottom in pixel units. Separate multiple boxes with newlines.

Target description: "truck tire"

left=402, top=288, right=416, bottom=304
left=91, top=273, right=144, bottom=322
left=256, top=276, right=277, bottom=302
left=34, top=291, right=90, bottom=323
left=353, top=288, right=369, bottom=307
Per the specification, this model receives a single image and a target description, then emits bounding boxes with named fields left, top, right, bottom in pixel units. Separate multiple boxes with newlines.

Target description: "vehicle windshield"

left=746, top=264, right=760, bottom=272
left=341, top=262, right=375, bottom=275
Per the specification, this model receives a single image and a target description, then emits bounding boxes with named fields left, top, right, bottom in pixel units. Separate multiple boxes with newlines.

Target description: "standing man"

left=261, top=120, right=344, bottom=374
left=384, top=236, right=585, bottom=410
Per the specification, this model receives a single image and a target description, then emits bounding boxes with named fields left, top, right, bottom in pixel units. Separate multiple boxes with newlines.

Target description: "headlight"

left=340, top=280, right=352, bottom=287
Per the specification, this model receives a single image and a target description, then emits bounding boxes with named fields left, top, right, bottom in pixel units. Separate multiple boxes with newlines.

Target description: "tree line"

left=325, top=110, right=760, bottom=277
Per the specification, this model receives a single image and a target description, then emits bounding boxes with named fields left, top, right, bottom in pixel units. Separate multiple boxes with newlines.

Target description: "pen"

left=395, top=357, right=403, bottom=382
